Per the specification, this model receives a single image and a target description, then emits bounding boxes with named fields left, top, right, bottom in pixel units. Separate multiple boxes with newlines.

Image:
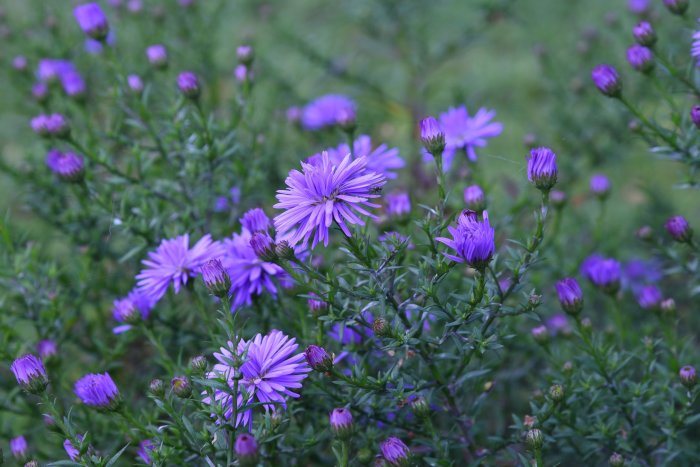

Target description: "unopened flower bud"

left=590, top=174, right=611, bottom=199
left=275, top=240, right=295, bottom=260
left=591, top=64, right=622, bottom=97
left=679, top=365, right=697, bottom=388
left=562, top=361, right=573, bottom=375
left=636, top=225, right=653, bottom=241
left=626, top=44, right=654, bottom=74
left=11, top=354, right=48, bottom=394
left=237, top=45, right=254, bottom=65
left=609, top=452, right=625, bottom=467
left=660, top=298, right=675, bottom=314
left=146, top=44, right=168, bottom=68
left=149, top=378, right=165, bottom=397
left=663, top=0, right=688, bottom=15
left=201, top=259, right=231, bottom=298
left=549, top=384, right=565, bottom=403
left=380, top=437, right=411, bottom=466
left=235, top=433, right=258, bottom=466
left=464, top=185, right=486, bottom=212
left=337, top=108, right=356, bottom=133
left=527, top=147, right=558, bottom=192
left=555, top=278, right=584, bottom=315
left=305, top=345, right=333, bottom=372
left=420, top=116, right=445, bottom=156
left=189, top=355, right=207, bottom=374
left=329, top=408, right=353, bottom=438
left=171, top=376, right=191, bottom=398
left=410, top=396, right=430, bottom=418
left=177, top=71, right=200, bottom=99
left=665, top=215, right=693, bottom=243
left=632, top=21, right=656, bottom=46
left=372, top=317, right=392, bottom=337
left=250, top=232, right=277, bottom=262
left=525, top=429, right=544, bottom=450
left=691, top=106, right=700, bottom=129
left=127, top=74, right=144, bottom=95
left=531, top=325, right=548, bottom=344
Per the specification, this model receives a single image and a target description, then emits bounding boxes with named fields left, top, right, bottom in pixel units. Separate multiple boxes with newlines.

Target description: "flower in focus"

left=555, top=278, right=583, bottom=315
left=10, top=435, right=27, bottom=459
left=581, top=255, right=622, bottom=294
left=74, top=372, right=121, bottom=411
left=201, top=258, right=232, bottom=298
left=274, top=152, right=386, bottom=248
left=436, top=210, right=495, bottom=270
left=431, top=106, right=502, bottom=169
left=301, top=94, right=356, bottom=130
left=330, top=408, right=353, bottom=438
left=420, top=116, right=446, bottom=156
left=664, top=215, right=692, bottom=243
left=203, top=330, right=310, bottom=430
left=527, top=147, right=558, bottom=191
left=591, top=64, right=622, bottom=97
left=308, top=135, right=404, bottom=180
left=680, top=365, right=697, bottom=388
left=385, top=192, right=411, bottom=218
left=11, top=354, right=48, bottom=393
left=136, top=234, right=223, bottom=304
left=380, top=437, right=411, bottom=466
left=637, top=285, right=662, bottom=310
left=305, top=345, right=333, bottom=372
left=112, top=289, right=155, bottom=333
left=74, top=3, right=109, bottom=41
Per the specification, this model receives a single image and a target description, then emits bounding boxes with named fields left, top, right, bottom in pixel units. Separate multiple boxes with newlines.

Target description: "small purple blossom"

left=234, top=64, right=251, bottom=83
left=626, top=44, right=654, bottom=73
left=74, top=3, right=109, bottom=40
left=127, top=74, right=144, bottom=94
left=301, top=94, right=356, bottom=130
left=591, top=64, right=622, bottom=97
left=74, top=373, right=120, bottom=410
left=274, top=152, right=386, bottom=248
left=12, top=55, right=27, bottom=71
left=64, top=438, right=81, bottom=461
left=633, top=21, right=656, bottom=46
left=555, top=278, right=583, bottom=315
left=546, top=313, right=570, bottom=335
left=37, top=340, right=58, bottom=359
left=665, top=215, right=692, bottom=242
left=385, top=192, right=411, bottom=217
left=46, top=150, right=85, bottom=182
left=436, top=210, right=495, bottom=270
left=628, top=0, right=650, bottom=15
left=380, top=437, right=411, bottom=466
left=527, top=147, right=558, bottom=191
left=691, top=106, right=700, bottom=128
left=32, top=82, right=49, bottom=101
left=663, top=0, right=688, bottom=15
left=10, top=436, right=27, bottom=459
left=420, top=116, right=445, bottom=156
left=85, top=31, right=115, bottom=54
left=146, top=44, right=167, bottom=67
left=464, top=184, right=485, bottom=211
left=637, top=285, right=662, bottom=310
left=136, top=234, right=224, bottom=304
left=680, top=365, right=697, bottom=388
left=112, top=289, right=155, bottom=333
left=305, top=345, right=333, bottom=372
left=590, top=174, right=611, bottom=198
left=177, top=71, right=200, bottom=98
left=581, top=255, right=622, bottom=294
left=330, top=408, right=353, bottom=436
left=11, top=354, right=48, bottom=393
left=235, top=434, right=258, bottom=462
left=237, top=45, right=253, bottom=64
left=137, top=439, right=155, bottom=464
left=61, top=68, right=86, bottom=98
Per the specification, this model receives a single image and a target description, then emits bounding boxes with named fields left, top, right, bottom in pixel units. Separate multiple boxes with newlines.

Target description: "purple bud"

left=201, top=259, right=231, bottom=298
left=663, top=0, right=688, bottom=15
left=691, top=106, right=700, bottom=129
left=74, top=372, right=121, bottom=411
left=37, top=340, right=58, bottom=360
left=337, top=107, right=357, bottom=132
left=419, top=116, right=445, bottom=156
left=12, top=55, right=28, bottom=71
left=329, top=408, right=353, bottom=438
left=171, top=376, right=191, bottom=398
left=177, top=71, right=200, bottom=99
left=550, top=190, right=567, bottom=209
left=380, top=437, right=410, bottom=466
left=626, top=44, right=654, bottom=73
left=236, top=45, right=254, bottom=65
left=63, top=438, right=80, bottom=461
left=46, top=150, right=85, bottom=183
left=32, top=82, right=49, bottom=102
left=555, top=278, right=583, bottom=315
left=464, top=185, right=486, bottom=212
left=10, top=436, right=28, bottom=459
left=637, top=285, right=663, bottom=310
left=10, top=354, right=48, bottom=393
left=589, top=174, right=611, bottom=198
left=665, top=215, right=692, bottom=243
left=531, top=325, right=549, bottom=344
left=250, top=231, right=277, bottom=262
left=308, top=293, right=328, bottom=314
left=137, top=440, right=154, bottom=465
left=127, top=0, right=143, bottom=14
left=527, top=147, right=558, bottom=191
left=591, top=64, right=622, bottom=97
left=74, top=3, right=109, bottom=41
left=234, top=64, right=250, bottom=83
left=305, top=345, right=333, bottom=372
left=385, top=192, right=411, bottom=217
left=127, top=74, right=144, bottom=94
left=633, top=21, right=656, bottom=46
left=636, top=225, right=653, bottom=241
left=61, top=69, right=86, bottom=99
left=146, top=44, right=168, bottom=68
left=235, top=433, right=258, bottom=465
left=286, top=106, right=302, bottom=124
left=679, top=365, right=697, bottom=388
left=582, top=256, right=621, bottom=295
left=628, top=0, right=650, bottom=15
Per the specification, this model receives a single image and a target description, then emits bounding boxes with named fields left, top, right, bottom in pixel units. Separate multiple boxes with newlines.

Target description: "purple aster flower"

left=12, top=55, right=28, bottom=71
left=637, top=285, right=662, bottom=309
left=274, top=152, right=386, bottom=248
left=633, top=21, right=656, bottom=46
left=663, top=0, right=688, bottom=15
left=146, top=44, right=167, bottom=68
left=241, top=208, right=271, bottom=233
left=177, top=71, right=200, bottom=99
left=301, top=94, right=356, bottom=131
left=203, top=330, right=310, bottom=430
left=330, top=408, right=353, bottom=437
left=590, top=174, right=611, bottom=198
left=74, top=3, right=109, bottom=40
left=112, top=289, right=155, bottom=333
left=555, top=278, right=583, bottom=315
left=305, top=345, right=333, bottom=372
left=628, top=0, right=650, bottom=15
left=546, top=313, right=570, bottom=335
left=10, top=436, right=27, bottom=459
left=591, top=64, right=622, bottom=97
left=691, top=106, right=700, bottom=128
left=385, top=192, right=410, bottom=217
left=680, top=365, right=697, bottom=388
left=434, top=106, right=503, bottom=168
left=420, top=116, right=446, bottom=156
left=527, top=147, right=558, bottom=191
left=127, top=74, right=144, bottom=94
left=61, top=68, right=86, bottom=98
left=436, top=210, right=495, bottom=270
left=234, top=64, right=251, bottom=83
left=286, top=106, right=302, bottom=124
left=137, top=439, right=155, bottom=464
left=464, top=185, right=485, bottom=211
left=235, top=434, right=258, bottom=463
left=665, top=215, right=693, bottom=243
left=74, top=372, right=120, bottom=410
left=37, top=340, right=58, bottom=360
left=11, top=354, right=48, bottom=393
left=380, top=437, right=411, bottom=466
left=46, top=150, right=85, bottom=182
left=622, top=259, right=662, bottom=293
left=329, top=135, right=404, bottom=179
left=136, top=234, right=223, bottom=304
left=581, top=255, right=622, bottom=294
left=627, top=44, right=654, bottom=73
left=37, top=59, right=72, bottom=83
left=308, top=293, right=328, bottom=313
left=64, top=437, right=82, bottom=461
left=531, top=325, right=548, bottom=343
left=31, top=114, right=70, bottom=138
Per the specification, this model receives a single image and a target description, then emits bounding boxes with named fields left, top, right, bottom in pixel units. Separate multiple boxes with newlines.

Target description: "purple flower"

left=241, top=208, right=271, bottom=233
left=11, top=354, right=48, bottom=393
left=201, top=258, right=231, bottom=298
left=380, top=437, right=411, bottom=466
left=691, top=106, right=700, bottom=128
left=663, top=0, right=688, bottom=15
left=274, top=152, right=386, bottom=248
left=330, top=408, right=353, bottom=437
left=37, top=59, right=73, bottom=83
left=555, top=278, right=583, bottom=315
left=637, top=285, right=662, bottom=309
left=301, top=94, right=356, bottom=131
left=10, top=436, right=27, bottom=459
left=531, top=325, right=548, bottom=343
left=286, top=106, right=302, bottom=124
left=527, top=147, right=558, bottom=191
left=436, top=210, right=495, bottom=270
left=177, top=71, right=200, bottom=98
left=12, top=55, right=28, bottom=71
left=622, top=259, right=662, bottom=293
left=308, top=293, right=328, bottom=313
left=74, top=373, right=120, bottom=410
left=308, top=135, right=404, bottom=180
left=329, top=321, right=368, bottom=345
left=146, top=44, right=167, bottom=68
left=37, top=340, right=58, bottom=360
left=137, top=439, right=155, bottom=464
left=234, top=64, right=251, bottom=83
left=591, top=64, right=622, bottom=97
left=434, top=106, right=503, bottom=168
left=633, top=21, right=656, bottom=46
left=234, top=434, right=258, bottom=462
left=627, top=44, right=654, bottom=73
left=85, top=31, right=115, bottom=54
left=46, top=150, right=85, bottom=182
left=237, top=45, right=253, bottom=64
left=628, top=0, right=650, bottom=15
left=136, top=234, right=223, bottom=304
left=665, top=215, right=693, bottom=243
left=64, top=438, right=82, bottom=461
left=550, top=190, right=566, bottom=208
left=680, top=365, right=697, bottom=388
left=581, top=255, right=622, bottom=294
left=385, top=192, right=411, bottom=217
left=31, top=114, right=70, bottom=138
left=546, top=313, right=570, bottom=335
left=590, top=174, right=611, bottom=198
left=127, top=0, right=143, bottom=13
left=305, top=345, right=333, bottom=372
left=112, top=289, right=154, bottom=333
left=127, top=74, right=144, bottom=94
left=74, top=3, right=109, bottom=40
left=61, top=68, right=86, bottom=98
left=203, top=330, right=310, bottom=430
left=32, top=82, right=49, bottom=102
left=420, top=116, right=446, bottom=156
left=464, top=184, right=485, bottom=211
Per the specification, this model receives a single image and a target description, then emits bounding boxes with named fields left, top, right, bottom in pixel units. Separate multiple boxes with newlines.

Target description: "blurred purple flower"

left=628, top=0, right=650, bottom=15
left=432, top=106, right=502, bottom=169
left=85, top=31, right=115, bottom=54
left=385, top=192, right=411, bottom=217
left=591, top=64, right=621, bottom=97
left=581, top=255, right=621, bottom=294
left=301, top=94, right=356, bottom=130
left=46, top=150, right=85, bottom=182
left=37, top=340, right=58, bottom=359
left=308, top=135, right=404, bottom=180
left=137, top=439, right=155, bottom=464
left=622, top=259, right=662, bottom=294
left=590, top=174, right=611, bottom=197
left=74, top=3, right=109, bottom=40
left=10, top=436, right=27, bottom=459
left=637, top=285, right=662, bottom=309
left=146, top=44, right=167, bottom=67
left=112, top=289, right=155, bottom=333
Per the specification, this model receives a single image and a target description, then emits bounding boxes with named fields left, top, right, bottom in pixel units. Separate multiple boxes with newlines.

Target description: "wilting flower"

left=146, top=44, right=168, bottom=68
left=385, top=192, right=411, bottom=217
left=74, top=3, right=109, bottom=40
left=380, top=437, right=411, bottom=466
left=136, top=234, right=223, bottom=303
left=626, top=44, right=654, bottom=73
left=436, top=210, right=495, bottom=270
left=581, top=255, right=622, bottom=294
left=274, top=152, right=386, bottom=248
left=464, top=185, right=485, bottom=211
left=589, top=174, right=611, bottom=198
left=11, top=354, right=48, bottom=393
left=46, top=150, right=85, bottom=183
left=301, top=94, right=356, bottom=130
left=137, top=439, right=155, bottom=464
left=555, top=278, right=583, bottom=315
left=112, top=289, right=154, bottom=333
left=177, top=71, right=200, bottom=98
left=527, top=147, right=558, bottom=191
left=330, top=408, right=353, bottom=438
left=308, top=135, right=404, bottom=180
left=203, top=330, right=310, bottom=430
left=633, top=21, right=656, bottom=46
left=665, top=215, right=692, bottom=243
left=10, top=436, right=27, bottom=459
left=591, top=64, right=621, bottom=97
left=37, top=340, right=58, bottom=360
left=74, top=373, right=120, bottom=411
left=637, top=285, right=662, bottom=310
